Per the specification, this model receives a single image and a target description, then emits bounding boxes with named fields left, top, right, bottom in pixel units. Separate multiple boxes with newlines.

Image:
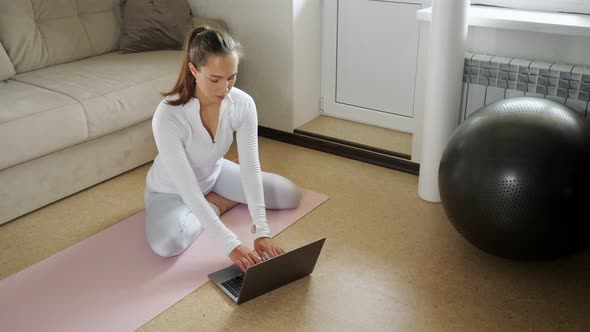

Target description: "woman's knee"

left=145, top=212, right=204, bottom=257
left=263, top=174, right=302, bottom=209
left=283, top=181, right=302, bottom=209
left=148, top=234, right=188, bottom=258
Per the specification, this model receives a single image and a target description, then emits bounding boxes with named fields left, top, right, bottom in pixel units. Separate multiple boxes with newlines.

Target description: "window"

left=471, top=0, right=590, bottom=15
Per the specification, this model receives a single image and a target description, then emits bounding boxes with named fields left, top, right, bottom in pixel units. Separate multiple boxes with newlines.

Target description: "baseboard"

left=293, top=129, right=412, bottom=160
left=258, top=126, right=420, bottom=176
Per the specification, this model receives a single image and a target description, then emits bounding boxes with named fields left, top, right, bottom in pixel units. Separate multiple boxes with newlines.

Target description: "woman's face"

left=190, top=51, right=239, bottom=105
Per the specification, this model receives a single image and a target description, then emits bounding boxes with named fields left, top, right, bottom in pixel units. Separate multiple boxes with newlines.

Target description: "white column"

left=418, top=0, right=470, bottom=202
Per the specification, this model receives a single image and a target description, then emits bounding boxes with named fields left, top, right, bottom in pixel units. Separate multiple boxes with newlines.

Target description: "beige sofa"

left=0, top=1, right=227, bottom=225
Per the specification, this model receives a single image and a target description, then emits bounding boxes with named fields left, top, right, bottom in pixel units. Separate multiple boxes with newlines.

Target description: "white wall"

left=187, top=0, right=322, bottom=132
left=293, top=0, right=322, bottom=129
left=188, top=0, right=294, bottom=132
left=412, top=24, right=590, bottom=163
left=466, top=27, right=590, bottom=66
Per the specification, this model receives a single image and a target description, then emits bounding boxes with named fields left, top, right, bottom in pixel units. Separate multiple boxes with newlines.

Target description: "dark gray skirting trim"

left=258, top=126, right=420, bottom=176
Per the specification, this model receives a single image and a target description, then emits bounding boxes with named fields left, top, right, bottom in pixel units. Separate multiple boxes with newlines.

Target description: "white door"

left=321, top=0, right=422, bottom=133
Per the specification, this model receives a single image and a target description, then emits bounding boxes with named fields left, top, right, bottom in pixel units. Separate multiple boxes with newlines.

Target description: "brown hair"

left=163, top=26, right=244, bottom=106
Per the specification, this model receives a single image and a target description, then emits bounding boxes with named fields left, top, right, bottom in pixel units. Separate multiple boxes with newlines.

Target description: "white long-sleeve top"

left=146, top=87, right=269, bottom=256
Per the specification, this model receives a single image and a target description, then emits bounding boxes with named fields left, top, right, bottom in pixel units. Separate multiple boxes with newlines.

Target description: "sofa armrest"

left=192, top=17, right=230, bottom=34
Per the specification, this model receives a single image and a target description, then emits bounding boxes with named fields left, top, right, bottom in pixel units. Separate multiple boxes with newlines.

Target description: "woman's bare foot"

left=205, top=157, right=240, bottom=215
left=205, top=191, right=239, bottom=215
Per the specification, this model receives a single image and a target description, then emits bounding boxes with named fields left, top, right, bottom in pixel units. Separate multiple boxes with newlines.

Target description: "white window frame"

left=470, top=0, right=590, bottom=15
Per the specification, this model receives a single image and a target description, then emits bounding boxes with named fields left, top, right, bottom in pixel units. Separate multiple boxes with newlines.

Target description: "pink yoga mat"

left=0, top=188, right=328, bottom=332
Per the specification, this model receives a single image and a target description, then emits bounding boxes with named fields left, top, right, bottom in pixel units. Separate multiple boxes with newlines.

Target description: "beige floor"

left=1, top=138, right=589, bottom=331
left=297, top=115, right=413, bottom=156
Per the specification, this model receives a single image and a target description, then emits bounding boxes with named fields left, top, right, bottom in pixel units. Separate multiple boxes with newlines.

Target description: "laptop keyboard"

left=221, top=274, right=245, bottom=297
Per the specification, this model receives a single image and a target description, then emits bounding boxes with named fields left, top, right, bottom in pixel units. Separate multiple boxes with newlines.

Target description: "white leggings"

left=144, top=159, right=302, bottom=257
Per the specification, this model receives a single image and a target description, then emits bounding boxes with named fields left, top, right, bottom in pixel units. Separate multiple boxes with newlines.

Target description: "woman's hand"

left=229, top=244, right=262, bottom=272
left=254, top=237, right=285, bottom=260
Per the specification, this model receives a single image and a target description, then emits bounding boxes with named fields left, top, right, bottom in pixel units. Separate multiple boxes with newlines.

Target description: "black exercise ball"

left=439, top=97, right=590, bottom=260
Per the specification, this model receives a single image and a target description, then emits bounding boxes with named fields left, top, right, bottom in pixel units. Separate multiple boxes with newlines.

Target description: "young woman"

left=144, top=26, right=302, bottom=272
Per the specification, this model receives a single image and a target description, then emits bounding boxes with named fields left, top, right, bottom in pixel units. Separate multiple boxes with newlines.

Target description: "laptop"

left=208, top=238, right=326, bottom=304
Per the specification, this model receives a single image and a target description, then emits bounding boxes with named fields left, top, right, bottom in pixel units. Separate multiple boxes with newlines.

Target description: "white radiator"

left=459, top=53, right=590, bottom=122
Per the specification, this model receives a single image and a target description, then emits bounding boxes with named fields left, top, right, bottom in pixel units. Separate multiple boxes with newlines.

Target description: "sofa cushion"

left=0, top=41, right=15, bottom=81
left=119, top=0, right=193, bottom=53
left=12, top=50, right=182, bottom=139
left=0, top=0, right=121, bottom=73
left=0, top=81, right=87, bottom=170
